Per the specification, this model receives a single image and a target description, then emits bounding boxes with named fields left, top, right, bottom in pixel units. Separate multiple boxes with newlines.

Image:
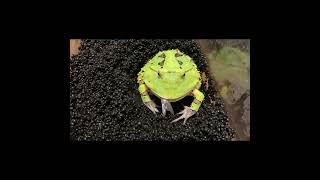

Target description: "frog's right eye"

left=158, top=60, right=165, bottom=66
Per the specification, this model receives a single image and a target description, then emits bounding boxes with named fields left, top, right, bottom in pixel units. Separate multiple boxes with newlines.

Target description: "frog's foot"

left=144, top=101, right=159, bottom=114
left=161, top=99, right=174, bottom=116
left=171, top=106, right=196, bottom=125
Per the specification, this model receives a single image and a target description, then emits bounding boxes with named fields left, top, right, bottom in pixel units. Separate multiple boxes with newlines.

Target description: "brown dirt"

left=70, top=39, right=81, bottom=58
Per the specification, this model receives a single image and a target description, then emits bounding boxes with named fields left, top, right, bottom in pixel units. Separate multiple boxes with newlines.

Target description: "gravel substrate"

left=70, top=39, right=235, bottom=141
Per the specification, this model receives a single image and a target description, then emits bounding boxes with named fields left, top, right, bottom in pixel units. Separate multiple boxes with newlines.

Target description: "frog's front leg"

left=138, top=84, right=159, bottom=114
left=171, top=89, right=204, bottom=125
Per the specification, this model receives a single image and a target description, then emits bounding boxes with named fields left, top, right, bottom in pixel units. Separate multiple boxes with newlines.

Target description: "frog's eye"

left=158, top=60, right=165, bottom=66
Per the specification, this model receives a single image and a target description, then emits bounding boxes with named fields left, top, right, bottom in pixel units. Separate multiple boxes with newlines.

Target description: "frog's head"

left=150, top=49, right=194, bottom=82
left=138, top=49, right=204, bottom=123
left=141, top=49, right=201, bottom=101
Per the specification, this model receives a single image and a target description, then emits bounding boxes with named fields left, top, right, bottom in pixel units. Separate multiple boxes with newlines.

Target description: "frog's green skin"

left=137, top=49, right=205, bottom=124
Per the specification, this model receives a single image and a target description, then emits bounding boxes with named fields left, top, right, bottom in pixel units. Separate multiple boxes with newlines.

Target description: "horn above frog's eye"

left=158, top=53, right=165, bottom=58
left=175, top=53, right=183, bottom=57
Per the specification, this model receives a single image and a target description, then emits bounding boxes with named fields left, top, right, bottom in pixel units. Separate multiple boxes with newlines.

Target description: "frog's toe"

left=161, top=99, right=174, bottom=116
left=144, top=101, right=159, bottom=114
left=171, top=106, right=196, bottom=125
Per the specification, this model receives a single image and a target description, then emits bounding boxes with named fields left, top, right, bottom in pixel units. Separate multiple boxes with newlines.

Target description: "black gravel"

left=70, top=39, right=235, bottom=141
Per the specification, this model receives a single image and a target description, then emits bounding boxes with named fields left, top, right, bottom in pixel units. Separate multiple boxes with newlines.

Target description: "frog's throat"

left=149, top=89, right=192, bottom=102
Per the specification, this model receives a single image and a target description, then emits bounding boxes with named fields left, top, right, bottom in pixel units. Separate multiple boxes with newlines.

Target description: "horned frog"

left=137, top=49, right=205, bottom=125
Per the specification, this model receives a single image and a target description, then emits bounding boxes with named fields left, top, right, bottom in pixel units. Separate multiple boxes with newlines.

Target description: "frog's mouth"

left=151, top=67, right=193, bottom=74
left=149, top=89, right=192, bottom=102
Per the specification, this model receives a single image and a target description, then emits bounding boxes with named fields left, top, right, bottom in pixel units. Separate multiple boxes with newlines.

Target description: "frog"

left=137, top=49, right=205, bottom=125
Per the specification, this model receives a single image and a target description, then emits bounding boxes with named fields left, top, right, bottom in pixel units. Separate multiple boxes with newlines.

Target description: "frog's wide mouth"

left=149, top=89, right=191, bottom=102
left=150, top=67, right=193, bottom=74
